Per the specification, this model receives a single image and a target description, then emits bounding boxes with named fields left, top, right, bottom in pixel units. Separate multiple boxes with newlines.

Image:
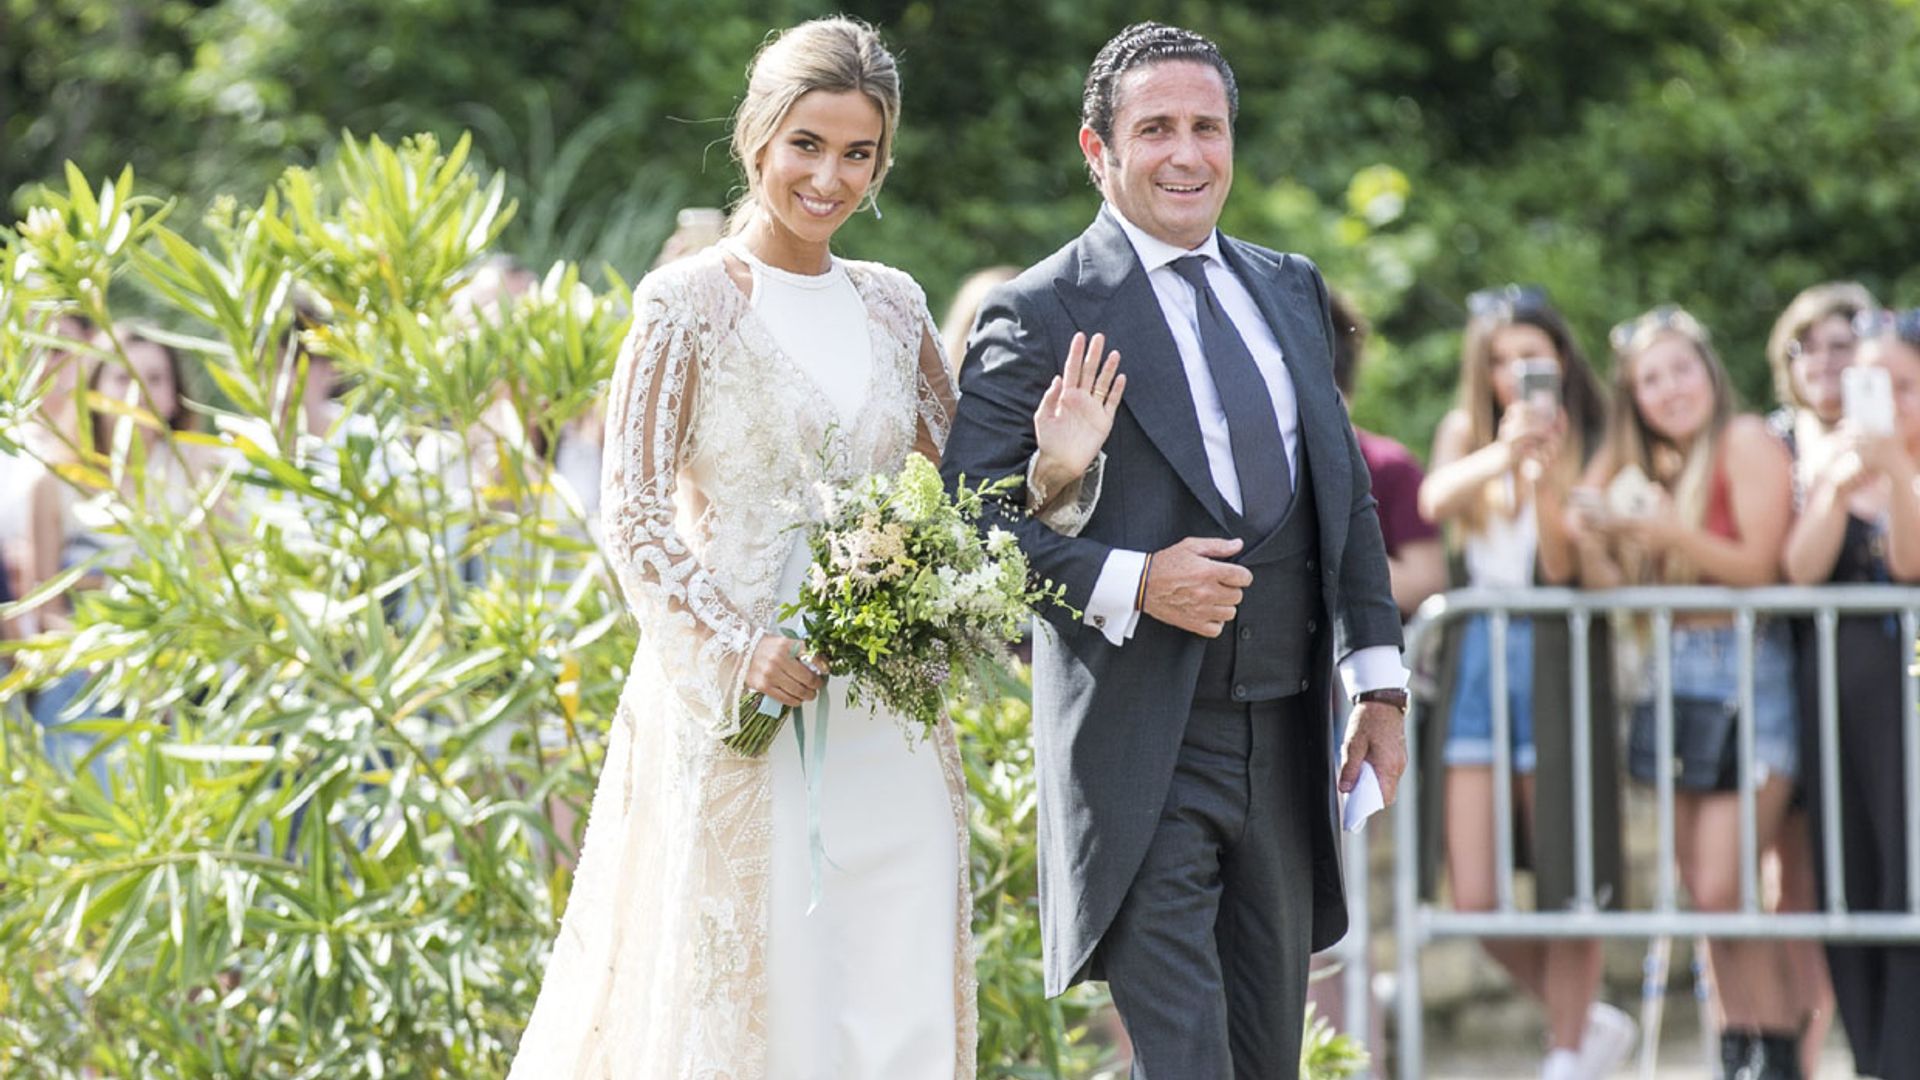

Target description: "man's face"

left=1080, top=60, right=1234, bottom=250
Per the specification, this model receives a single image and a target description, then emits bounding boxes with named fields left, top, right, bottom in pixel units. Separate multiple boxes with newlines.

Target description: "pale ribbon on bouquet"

left=763, top=532, right=839, bottom=913
left=753, top=653, right=835, bottom=912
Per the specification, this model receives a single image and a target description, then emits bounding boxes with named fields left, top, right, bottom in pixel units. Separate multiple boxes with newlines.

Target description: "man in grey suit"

left=942, top=23, right=1411, bottom=1078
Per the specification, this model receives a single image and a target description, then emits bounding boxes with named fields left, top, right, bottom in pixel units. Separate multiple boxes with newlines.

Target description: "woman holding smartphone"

left=1567, top=305, right=1803, bottom=1077
left=1762, top=280, right=1878, bottom=1076
left=1416, top=286, right=1630, bottom=1079
left=1782, top=310, right=1920, bottom=1080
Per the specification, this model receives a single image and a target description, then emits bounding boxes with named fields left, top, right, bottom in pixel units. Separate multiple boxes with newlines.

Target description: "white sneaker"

left=1575, top=1001, right=1639, bottom=1078
left=1541, top=1047, right=1583, bottom=1080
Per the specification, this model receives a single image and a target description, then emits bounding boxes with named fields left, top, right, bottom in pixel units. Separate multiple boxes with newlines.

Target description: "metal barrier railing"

left=1335, top=584, right=1920, bottom=1078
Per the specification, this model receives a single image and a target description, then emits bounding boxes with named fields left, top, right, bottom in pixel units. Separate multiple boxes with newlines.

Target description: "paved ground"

left=1423, top=1021, right=1856, bottom=1078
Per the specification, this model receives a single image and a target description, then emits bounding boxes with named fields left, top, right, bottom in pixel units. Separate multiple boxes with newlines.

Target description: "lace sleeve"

left=601, top=275, right=766, bottom=739
left=913, top=311, right=956, bottom=465
left=1024, top=451, right=1105, bottom=537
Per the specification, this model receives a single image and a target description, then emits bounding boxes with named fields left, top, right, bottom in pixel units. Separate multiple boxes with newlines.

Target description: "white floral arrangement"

left=727, top=453, right=1064, bottom=756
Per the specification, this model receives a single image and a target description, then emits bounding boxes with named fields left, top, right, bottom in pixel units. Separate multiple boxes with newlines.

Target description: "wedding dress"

left=510, top=244, right=974, bottom=1079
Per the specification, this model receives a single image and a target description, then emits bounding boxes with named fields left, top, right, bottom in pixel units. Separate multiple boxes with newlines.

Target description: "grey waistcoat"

left=1194, top=457, right=1324, bottom=704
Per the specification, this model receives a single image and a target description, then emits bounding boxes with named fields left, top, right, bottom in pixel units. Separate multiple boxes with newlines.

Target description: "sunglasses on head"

left=1609, top=304, right=1704, bottom=353
left=1785, top=324, right=1859, bottom=362
left=1466, top=284, right=1551, bottom=321
left=1853, top=308, right=1920, bottom=347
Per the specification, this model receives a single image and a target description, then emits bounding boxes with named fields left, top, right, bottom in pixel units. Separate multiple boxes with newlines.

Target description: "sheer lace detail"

left=513, top=249, right=975, bottom=1079
left=1025, top=451, right=1106, bottom=536
left=600, top=269, right=767, bottom=739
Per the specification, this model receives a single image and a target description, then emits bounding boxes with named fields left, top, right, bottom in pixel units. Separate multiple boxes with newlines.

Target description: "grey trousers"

left=1096, top=695, right=1317, bottom=1080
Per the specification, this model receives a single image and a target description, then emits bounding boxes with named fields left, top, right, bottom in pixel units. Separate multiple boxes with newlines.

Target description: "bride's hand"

left=1032, top=331, right=1125, bottom=498
left=745, top=635, right=824, bottom=708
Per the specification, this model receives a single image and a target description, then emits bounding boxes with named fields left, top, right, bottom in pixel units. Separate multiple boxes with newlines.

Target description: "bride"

left=510, top=18, right=1123, bottom=1079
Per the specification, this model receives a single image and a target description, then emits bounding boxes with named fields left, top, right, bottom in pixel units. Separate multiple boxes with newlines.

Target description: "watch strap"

left=1356, top=687, right=1410, bottom=711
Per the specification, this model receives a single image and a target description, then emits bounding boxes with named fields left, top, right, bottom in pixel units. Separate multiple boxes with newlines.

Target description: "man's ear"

left=1078, top=125, right=1108, bottom=192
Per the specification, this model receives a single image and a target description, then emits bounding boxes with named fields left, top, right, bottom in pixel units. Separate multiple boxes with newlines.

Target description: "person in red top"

left=1566, top=304, right=1803, bottom=1078
left=1303, top=294, right=1444, bottom=1051
left=1328, top=293, right=1446, bottom=617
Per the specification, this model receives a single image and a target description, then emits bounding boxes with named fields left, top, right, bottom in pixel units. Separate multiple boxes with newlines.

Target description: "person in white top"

left=507, top=19, right=1118, bottom=1079
left=1417, top=285, right=1631, bottom=1080
left=1, top=310, right=91, bottom=640
left=23, top=323, right=213, bottom=777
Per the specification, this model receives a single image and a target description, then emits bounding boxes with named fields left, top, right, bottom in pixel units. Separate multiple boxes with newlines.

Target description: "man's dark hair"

left=1329, top=291, right=1371, bottom=398
left=1081, top=22, right=1239, bottom=146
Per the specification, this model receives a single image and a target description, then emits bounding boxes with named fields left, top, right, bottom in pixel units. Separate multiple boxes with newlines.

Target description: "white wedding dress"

left=510, top=244, right=975, bottom=1079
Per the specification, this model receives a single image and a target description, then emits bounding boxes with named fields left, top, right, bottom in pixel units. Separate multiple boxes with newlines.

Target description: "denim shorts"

left=29, top=670, right=110, bottom=787
left=1638, top=621, right=1799, bottom=783
left=1443, top=615, right=1537, bottom=773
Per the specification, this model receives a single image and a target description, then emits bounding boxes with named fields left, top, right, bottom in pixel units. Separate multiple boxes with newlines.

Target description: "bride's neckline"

left=721, top=239, right=844, bottom=291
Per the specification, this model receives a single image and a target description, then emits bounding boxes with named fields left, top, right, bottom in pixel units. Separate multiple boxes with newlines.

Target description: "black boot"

left=1750, top=1031, right=1803, bottom=1080
left=1721, top=1029, right=1805, bottom=1080
left=1721, top=1030, right=1757, bottom=1080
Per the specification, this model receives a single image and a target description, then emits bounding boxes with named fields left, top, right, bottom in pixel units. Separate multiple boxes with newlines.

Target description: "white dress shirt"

left=1080, top=205, right=1405, bottom=698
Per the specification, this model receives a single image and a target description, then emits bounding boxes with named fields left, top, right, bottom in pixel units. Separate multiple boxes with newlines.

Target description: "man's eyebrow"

left=1131, top=112, right=1225, bottom=128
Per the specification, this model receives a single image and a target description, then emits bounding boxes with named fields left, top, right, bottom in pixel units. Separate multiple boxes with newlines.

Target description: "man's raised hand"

left=1031, top=331, right=1126, bottom=503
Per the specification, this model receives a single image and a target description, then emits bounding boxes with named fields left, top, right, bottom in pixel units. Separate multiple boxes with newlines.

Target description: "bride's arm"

left=601, top=274, right=767, bottom=738
left=911, top=318, right=957, bottom=467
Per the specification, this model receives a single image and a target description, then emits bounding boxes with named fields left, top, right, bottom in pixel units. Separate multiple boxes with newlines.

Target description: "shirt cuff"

left=1339, top=644, right=1409, bottom=702
left=1084, top=548, right=1147, bottom=646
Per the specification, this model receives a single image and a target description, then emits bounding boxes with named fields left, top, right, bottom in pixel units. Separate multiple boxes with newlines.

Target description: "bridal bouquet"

left=726, top=453, right=1062, bottom=756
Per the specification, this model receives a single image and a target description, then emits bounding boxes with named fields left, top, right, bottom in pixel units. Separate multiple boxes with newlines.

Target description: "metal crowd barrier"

left=1321, top=584, right=1920, bottom=1078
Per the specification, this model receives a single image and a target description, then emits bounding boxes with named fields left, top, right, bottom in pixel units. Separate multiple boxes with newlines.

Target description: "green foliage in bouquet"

left=727, top=455, right=1066, bottom=756
left=0, top=135, right=633, bottom=1077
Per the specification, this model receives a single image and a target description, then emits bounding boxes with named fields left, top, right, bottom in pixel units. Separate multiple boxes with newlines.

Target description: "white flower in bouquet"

left=725, top=453, right=1068, bottom=756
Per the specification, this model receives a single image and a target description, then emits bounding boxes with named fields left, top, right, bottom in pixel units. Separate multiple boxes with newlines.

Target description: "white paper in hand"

left=1342, top=761, right=1385, bottom=833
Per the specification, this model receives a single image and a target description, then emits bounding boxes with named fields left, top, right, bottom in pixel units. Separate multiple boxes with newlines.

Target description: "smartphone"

left=1567, top=486, right=1610, bottom=528
left=1844, top=365, right=1895, bottom=435
left=1515, top=358, right=1561, bottom=409
left=653, top=207, right=727, bottom=268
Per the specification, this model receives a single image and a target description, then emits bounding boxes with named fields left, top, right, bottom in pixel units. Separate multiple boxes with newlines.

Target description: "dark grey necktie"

left=1168, top=254, right=1291, bottom=536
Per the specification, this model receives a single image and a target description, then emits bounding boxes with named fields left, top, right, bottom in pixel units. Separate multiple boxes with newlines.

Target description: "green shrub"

left=0, top=135, right=629, bottom=1077
left=952, top=665, right=1118, bottom=1079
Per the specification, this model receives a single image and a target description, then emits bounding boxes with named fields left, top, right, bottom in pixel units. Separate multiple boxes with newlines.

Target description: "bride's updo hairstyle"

left=726, top=17, right=901, bottom=234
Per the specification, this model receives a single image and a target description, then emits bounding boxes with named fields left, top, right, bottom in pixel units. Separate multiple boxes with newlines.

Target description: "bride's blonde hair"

left=727, top=18, right=901, bottom=235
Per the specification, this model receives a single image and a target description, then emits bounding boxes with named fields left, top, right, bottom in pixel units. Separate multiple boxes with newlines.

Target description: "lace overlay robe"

left=511, top=249, right=975, bottom=1078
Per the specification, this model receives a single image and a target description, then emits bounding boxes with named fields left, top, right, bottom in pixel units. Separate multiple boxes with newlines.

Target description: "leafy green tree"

left=12, top=0, right=1919, bottom=459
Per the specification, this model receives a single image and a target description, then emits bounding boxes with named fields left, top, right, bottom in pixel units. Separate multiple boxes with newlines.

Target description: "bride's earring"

left=870, top=194, right=883, bottom=221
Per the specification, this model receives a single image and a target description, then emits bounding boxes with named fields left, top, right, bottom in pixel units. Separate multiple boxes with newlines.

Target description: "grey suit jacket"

left=942, top=209, right=1403, bottom=996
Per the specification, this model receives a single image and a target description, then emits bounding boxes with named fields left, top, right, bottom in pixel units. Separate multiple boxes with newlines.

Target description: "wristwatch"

left=1354, top=688, right=1410, bottom=713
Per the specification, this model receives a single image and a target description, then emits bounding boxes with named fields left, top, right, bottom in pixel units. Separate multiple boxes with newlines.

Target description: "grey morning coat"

left=941, top=208, right=1404, bottom=996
